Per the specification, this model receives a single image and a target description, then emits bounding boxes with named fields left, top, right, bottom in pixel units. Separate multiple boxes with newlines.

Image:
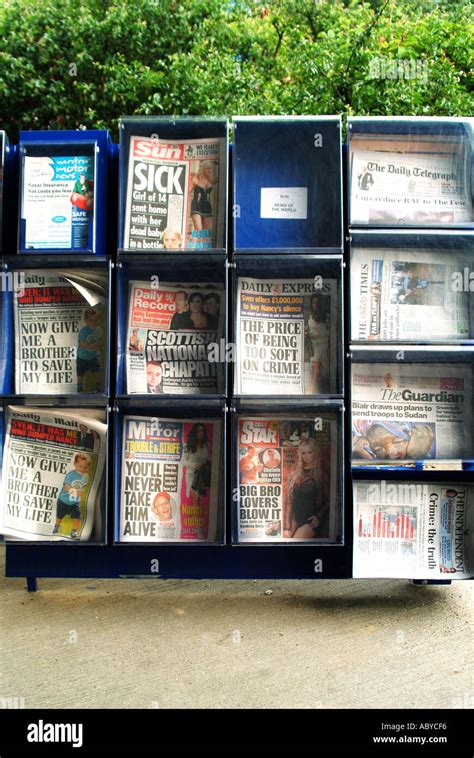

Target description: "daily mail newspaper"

left=237, top=415, right=338, bottom=542
left=237, top=278, right=338, bottom=395
left=351, top=246, right=473, bottom=341
left=14, top=269, right=108, bottom=394
left=123, top=136, right=226, bottom=250
left=120, top=416, right=221, bottom=542
left=352, top=363, right=473, bottom=465
left=126, top=281, right=224, bottom=394
left=0, top=406, right=107, bottom=541
left=353, top=480, right=474, bottom=578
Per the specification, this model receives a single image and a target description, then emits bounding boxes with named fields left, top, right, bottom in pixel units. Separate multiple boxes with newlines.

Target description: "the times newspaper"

left=353, top=480, right=474, bottom=578
left=120, top=416, right=221, bottom=542
left=0, top=406, right=107, bottom=542
left=236, top=278, right=338, bottom=395
left=14, top=269, right=108, bottom=394
left=123, top=136, right=226, bottom=250
left=237, top=415, right=339, bottom=542
left=126, top=281, right=224, bottom=395
left=351, top=246, right=473, bottom=341
left=352, top=362, right=473, bottom=466
left=350, top=137, right=472, bottom=225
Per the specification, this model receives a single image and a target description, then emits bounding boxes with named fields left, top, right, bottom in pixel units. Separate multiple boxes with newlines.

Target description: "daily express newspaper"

left=353, top=480, right=474, bottom=578
left=351, top=246, right=473, bottom=341
left=14, top=269, right=108, bottom=394
left=237, top=278, right=338, bottom=395
left=0, top=406, right=107, bottom=541
left=120, top=416, right=221, bottom=542
left=237, top=415, right=338, bottom=542
left=123, top=136, right=226, bottom=250
left=22, top=154, right=95, bottom=250
left=350, top=141, right=472, bottom=225
left=352, top=363, right=473, bottom=465
left=126, top=281, right=224, bottom=394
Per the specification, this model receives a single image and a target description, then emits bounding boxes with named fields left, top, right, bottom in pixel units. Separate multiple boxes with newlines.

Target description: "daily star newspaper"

left=123, top=136, right=226, bottom=250
left=126, top=281, right=224, bottom=394
left=352, top=363, right=473, bottom=465
left=351, top=245, right=473, bottom=341
left=353, top=480, right=474, bottom=579
left=120, top=416, right=221, bottom=542
left=14, top=269, right=108, bottom=394
left=0, top=406, right=107, bottom=541
left=237, top=278, right=338, bottom=395
left=237, top=415, right=339, bottom=542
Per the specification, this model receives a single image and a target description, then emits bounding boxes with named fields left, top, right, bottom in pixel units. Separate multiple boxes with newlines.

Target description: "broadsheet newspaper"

left=237, top=278, right=338, bottom=394
left=126, top=281, right=224, bottom=394
left=14, top=269, right=108, bottom=394
left=120, top=416, right=221, bottom=542
left=22, top=154, right=94, bottom=249
left=350, top=139, right=472, bottom=225
left=353, top=480, right=474, bottom=578
left=123, top=136, right=226, bottom=250
left=352, top=363, right=473, bottom=466
left=237, top=415, right=338, bottom=542
left=0, top=406, right=107, bottom=541
left=351, top=246, right=473, bottom=341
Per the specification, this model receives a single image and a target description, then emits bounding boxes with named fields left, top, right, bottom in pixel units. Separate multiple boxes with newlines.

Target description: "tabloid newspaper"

left=123, top=136, right=226, bottom=250
left=353, top=480, right=474, bottom=579
left=14, top=269, right=108, bottom=394
left=0, top=406, right=107, bottom=542
left=352, top=363, right=473, bottom=466
left=351, top=246, right=473, bottom=341
left=126, top=281, right=224, bottom=394
left=22, top=154, right=95, bottom=249
left=120, top=416, right=221, bottom=542
left=237, top=415, right=339, bottom=542
left=350, top=136, right=473, bottom=225
left=236, top=278, right=338, bottom=395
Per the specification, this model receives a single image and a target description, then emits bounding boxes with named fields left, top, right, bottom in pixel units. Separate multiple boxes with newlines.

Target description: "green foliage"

left=0, top=0, right=472, bottom=139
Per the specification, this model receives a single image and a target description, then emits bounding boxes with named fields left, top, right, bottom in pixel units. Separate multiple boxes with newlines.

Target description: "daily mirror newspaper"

left=126, top=281, right=224, bottom=394
left=351, top=246, right=473, bottom=341
left=237, top=415, right=339, bottom=542
left=352, top=362, right=473, bottom=465
left=0, top=406, right=107, bottom=541
left=236, top=278, right=338, bottom=395
left=123, top=136, right=226, bottom=250
left=120, top=416, right=221, bottom=542
left=353, top=480, right=474, bottom=578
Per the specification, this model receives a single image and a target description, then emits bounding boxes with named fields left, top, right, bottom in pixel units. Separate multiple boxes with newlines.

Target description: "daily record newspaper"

left=120, top=416, right=221, bottom=542
left=14, top=270, right=108, bottom=394
left=236, top=278, right=338, bottom=395
left=0, top=406, right=107, bottom=542
left=353, top=480, right=474, bottom=579
left=237, top=415, right=339, bottom=542
left=352, top=363, right=473, bottom=465
left=123, top=136, right=226, bottom=250
left=350, top=140, right=473, bottom=225
left=126, top=281, right=224, bottom=395
left=351, top=246, right=473, bottom=341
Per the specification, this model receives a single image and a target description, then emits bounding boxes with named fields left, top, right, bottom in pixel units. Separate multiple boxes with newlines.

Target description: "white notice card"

left=260, top=187, right=308, bottom=220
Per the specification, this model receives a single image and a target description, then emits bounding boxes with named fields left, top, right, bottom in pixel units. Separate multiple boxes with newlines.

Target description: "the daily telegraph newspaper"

left=351, top=246, right=473, bottom=341
left=237, top=416, right=338, bottom=542
left=123, top=136, right=226, bottom=250
left=237, top=278, right=338, bottom=395
left=120, top=416, right=221, bottom=542
left=22, top=154, right=94, bottom=249
left=0, top=406, right=107, bottom=541
left=352, top=363, right=473, bottom=465
left=350, top=138, right=472, bottom=225
left=14, top=269, right=108, bottom=394
left=353, top=480, right=474, bottom=578
left=126, top=281, right=224, bottom=394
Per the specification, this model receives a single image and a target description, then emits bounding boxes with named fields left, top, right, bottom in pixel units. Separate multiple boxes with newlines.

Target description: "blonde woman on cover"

left=284, top=439, right=326, bottom=540
left=190, top=161, right=217, bottom=233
